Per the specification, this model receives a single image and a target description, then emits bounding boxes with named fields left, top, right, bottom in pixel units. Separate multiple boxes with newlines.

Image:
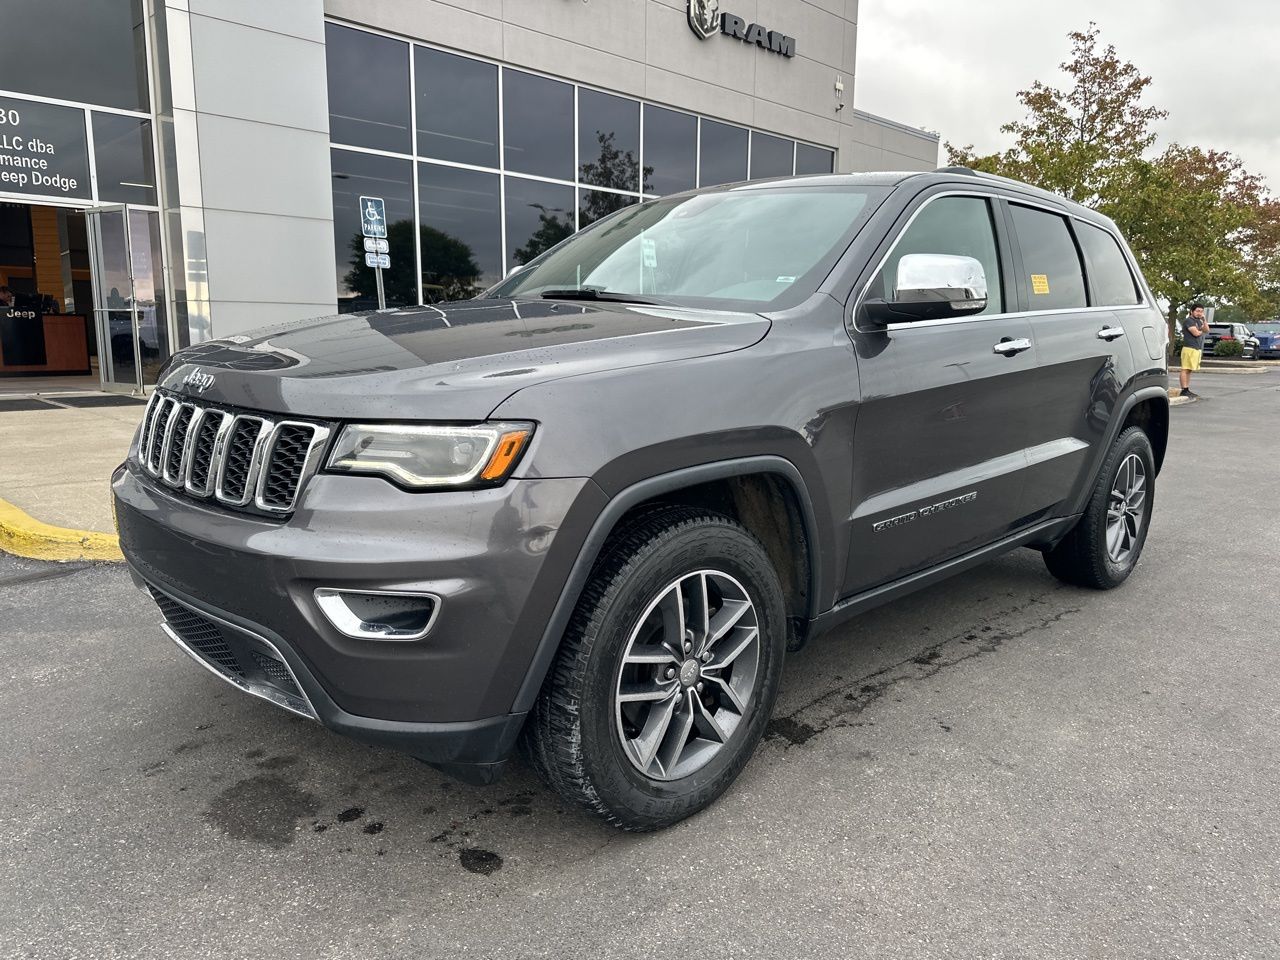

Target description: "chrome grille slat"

left=132, top=389, right=328, bottom=516
left=161, top=404, right=198, bottom=487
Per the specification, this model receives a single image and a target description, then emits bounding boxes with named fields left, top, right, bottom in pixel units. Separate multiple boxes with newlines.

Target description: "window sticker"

left=641, top=238, right=657, bottom=268
left=1030, top=274, right=1050, bottom=295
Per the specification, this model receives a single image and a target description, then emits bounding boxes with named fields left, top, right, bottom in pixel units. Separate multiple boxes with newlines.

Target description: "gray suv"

left=113, top=169, right=1170, bottom=830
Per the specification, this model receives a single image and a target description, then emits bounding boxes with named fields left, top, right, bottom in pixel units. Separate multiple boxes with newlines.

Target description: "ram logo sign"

left=686, top=0, right=796, bottom=57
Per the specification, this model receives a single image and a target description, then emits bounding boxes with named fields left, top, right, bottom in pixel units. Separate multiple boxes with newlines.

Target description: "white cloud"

left=854, top=0, right=1280, bottom=191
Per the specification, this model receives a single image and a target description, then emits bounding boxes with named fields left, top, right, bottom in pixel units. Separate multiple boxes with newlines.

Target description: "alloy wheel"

left=1106, top=453, right=1147, bottom=565
left=614, top=570, right=760, bottom=781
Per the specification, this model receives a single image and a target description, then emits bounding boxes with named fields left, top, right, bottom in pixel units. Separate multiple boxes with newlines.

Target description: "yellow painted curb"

left=0, top=497, right=123, bottom=562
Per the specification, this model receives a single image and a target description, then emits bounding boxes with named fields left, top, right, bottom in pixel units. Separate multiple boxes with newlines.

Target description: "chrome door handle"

left=993, top=337, right=1032, bottom=356
left=1097, top=326, right=1126, bottom=341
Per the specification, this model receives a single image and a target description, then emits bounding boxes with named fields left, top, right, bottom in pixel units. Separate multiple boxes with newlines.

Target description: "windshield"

left=484, top=185, right=889, bottom=311
left=1250, top=322, right=1280, bottom=334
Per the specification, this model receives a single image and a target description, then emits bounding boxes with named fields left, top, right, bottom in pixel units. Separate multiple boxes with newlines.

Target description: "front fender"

left=508, top=455, right=822, bottom=714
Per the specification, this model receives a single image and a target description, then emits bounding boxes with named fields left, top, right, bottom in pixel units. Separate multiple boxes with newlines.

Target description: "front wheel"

left=523, top=507, right=787, bottom=831
left=1043, top=426, right=1155, bottom=589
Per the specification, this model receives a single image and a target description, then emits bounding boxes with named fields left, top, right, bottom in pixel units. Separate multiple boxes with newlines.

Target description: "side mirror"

left=864, top=253, right=988, bottom=325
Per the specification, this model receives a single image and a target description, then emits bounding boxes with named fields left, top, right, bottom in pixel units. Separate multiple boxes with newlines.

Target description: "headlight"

left=326, top=422, right=534, bottom=489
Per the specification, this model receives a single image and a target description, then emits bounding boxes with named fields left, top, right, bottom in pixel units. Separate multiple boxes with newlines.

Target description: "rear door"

left=1009, top=205, right=1140, bottom=522
left=844, top=191, right=1039, bottom=595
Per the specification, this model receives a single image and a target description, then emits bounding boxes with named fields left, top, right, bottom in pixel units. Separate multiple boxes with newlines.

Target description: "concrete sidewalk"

left=0, top=393, right=145, bottom=558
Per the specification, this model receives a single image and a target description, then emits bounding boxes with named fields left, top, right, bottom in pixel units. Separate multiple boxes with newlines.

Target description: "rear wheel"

left=1043, top=426, right=1154, bottom=589
left=523, top=506, right=787, bottom=831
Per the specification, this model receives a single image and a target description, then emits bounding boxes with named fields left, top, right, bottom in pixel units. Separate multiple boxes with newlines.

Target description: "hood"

left=157, top=299, right=770, bottom=420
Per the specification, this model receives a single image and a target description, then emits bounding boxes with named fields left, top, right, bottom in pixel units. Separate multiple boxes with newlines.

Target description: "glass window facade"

left=578, top=89, right=640, bottom=193
left=0, top=0, right=148, bottom=112
left=418, top=163, right=501, bottom=300
left=506, top=178, right=574, bottom=268
left=91, top=113, right=156, bottom=205
left=795, top=143, right=836, bottom=176
left=325, top=23, right=411, bottom=154
left=503, top=71, right=573, bottom=180
left=325, top=22, right=836, bottom=309
left=415, top=47, right=498, bottom=168
left=643, top=105, right=696, bottom=196
left=699, top=120, right=748, bottom=187
left=750, top=132, right=794, bottom=180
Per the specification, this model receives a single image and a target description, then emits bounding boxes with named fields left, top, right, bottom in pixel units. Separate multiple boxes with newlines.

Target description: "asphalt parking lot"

left=3, top=372, right=1278, bottom=960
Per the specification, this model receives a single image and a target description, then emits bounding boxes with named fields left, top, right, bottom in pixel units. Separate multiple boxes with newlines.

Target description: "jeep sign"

left=686, top=0, right=796, bottom=57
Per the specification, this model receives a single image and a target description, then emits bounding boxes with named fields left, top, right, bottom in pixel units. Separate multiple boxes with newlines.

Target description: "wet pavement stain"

left=173, top=739, right=205, bottom=755
left=203, top=775, right=318, bottom=848
left=363, top=821, right=385, bottom=835
left=336, top=806, right=364, bottom=822
left=766, top=595, right=1081, bottom=749
left=254, top=754, right=298, bottom=770
left=459, top=848, right=503, bottom=875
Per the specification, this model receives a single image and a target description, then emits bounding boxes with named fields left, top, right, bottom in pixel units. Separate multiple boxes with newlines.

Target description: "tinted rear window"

left=1076, top=221, right=1140, bottom=305
left=1010, top=205, right=1087, bottom=310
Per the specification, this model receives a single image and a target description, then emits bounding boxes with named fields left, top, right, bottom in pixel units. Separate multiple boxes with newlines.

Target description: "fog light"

left=314, top=588, right=439, bottom=641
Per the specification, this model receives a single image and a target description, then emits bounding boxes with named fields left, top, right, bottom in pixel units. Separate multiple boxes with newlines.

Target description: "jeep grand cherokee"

left=114, top=169, right=1169, bottom=830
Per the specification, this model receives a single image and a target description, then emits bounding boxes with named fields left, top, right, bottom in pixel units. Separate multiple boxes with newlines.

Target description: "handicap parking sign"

left=359, top=196, right=387, bottom=239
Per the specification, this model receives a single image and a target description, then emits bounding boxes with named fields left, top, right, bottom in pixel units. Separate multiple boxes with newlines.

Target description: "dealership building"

left=0, top=0, right=939, bottom=392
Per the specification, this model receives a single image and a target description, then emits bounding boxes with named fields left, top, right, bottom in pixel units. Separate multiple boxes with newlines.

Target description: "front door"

left=85, top=205, right=169, bottom=393
left=844, top=192, right=1039, bottom=595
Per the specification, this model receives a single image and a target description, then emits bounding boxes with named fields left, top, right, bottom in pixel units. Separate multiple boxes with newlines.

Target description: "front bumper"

left=113, top=461, right=604, bottom=775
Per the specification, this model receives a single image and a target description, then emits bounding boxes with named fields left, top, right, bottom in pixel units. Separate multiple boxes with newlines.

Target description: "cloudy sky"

left=855, top=0, right=1280, bottom=192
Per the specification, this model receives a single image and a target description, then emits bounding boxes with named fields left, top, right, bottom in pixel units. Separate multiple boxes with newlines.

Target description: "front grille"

left=218, top=418, right=261, bottom=504
left=137, top=389, right=330, bottom=514
left=151, top=589, right=245, bottom=679
left=260, top=425, right=314, bottom=510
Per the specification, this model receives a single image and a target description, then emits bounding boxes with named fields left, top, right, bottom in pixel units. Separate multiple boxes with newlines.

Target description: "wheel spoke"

left=658, top=583, right=685, bottom=647
left=704, top=598, right=752, bottom=652
left=655, top=691, right=695, bottom=775
left=692, top=696, right=731, bottom=744
left=618, top=680, right=678, bottom=703
left=632, top=693, right=680, bottom=773
left=706, top=673, right=746, bottom=713
left=1106, top=520, right=1124, bottom=558
left=704, top=627, right=759, bottom=672
left=625, top=644, right=679, bottom=666
left=687, top=573, right=711, bottom=646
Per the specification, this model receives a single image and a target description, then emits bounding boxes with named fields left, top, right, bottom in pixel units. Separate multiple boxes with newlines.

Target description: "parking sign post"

left=360, top=196, right=388, bottom=309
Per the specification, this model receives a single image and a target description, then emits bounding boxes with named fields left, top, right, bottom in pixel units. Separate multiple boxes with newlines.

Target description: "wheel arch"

left=1065, top=384, right=1168, bottom=518
left=511, top=456, right=821, bottom=713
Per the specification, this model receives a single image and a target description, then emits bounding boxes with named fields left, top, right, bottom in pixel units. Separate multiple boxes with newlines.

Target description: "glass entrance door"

left=85, top=205, right=169, bottom=393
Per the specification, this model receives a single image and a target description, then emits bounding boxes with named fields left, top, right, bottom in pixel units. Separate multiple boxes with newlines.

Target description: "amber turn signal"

left=480, top=429, right=532, bottom=480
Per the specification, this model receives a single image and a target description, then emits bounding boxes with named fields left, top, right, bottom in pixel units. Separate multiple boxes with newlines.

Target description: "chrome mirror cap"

left=865, top=253, right=988, bottom=324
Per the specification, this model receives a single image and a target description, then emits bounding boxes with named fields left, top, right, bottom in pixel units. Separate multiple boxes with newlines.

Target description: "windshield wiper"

left=538, top=287, right=666, bottom=306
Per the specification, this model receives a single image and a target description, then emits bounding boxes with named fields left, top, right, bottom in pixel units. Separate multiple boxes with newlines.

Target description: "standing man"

left=1179, top=304, right=1209, bottom=399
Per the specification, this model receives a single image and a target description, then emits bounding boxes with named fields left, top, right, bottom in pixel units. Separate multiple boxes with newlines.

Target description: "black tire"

left=1043, top=426, right=1155, bottom=589
left=522, top=506, right=787, bottom=831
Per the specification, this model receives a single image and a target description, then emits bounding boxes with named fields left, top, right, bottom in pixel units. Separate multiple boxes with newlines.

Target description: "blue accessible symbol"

left=359, top=196, right=387, bottom=239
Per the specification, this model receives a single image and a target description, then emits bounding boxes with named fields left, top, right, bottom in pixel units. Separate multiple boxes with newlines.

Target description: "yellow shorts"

left=1181, top=347, right=1202, bottom=371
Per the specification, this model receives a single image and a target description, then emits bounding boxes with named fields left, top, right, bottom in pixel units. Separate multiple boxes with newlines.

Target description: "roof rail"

left=934, top=165, right=978, bottom=175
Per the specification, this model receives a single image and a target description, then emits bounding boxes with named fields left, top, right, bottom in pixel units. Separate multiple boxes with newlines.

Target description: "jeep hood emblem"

left=181, top=370, right=216, bottom=394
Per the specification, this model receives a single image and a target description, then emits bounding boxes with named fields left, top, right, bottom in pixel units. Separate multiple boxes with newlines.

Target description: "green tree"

left=947, top=23, right=1280, bottom=336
